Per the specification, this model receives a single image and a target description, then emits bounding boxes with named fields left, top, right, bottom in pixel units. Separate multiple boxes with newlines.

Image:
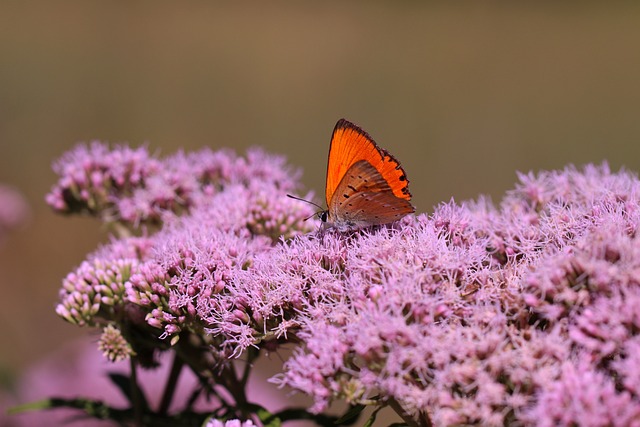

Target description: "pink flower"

left=273, top=163, right=640, bottom=423
left=523, top=359, right=640, bottom=427
left=46, top=143, right=306, bottom=230
left=0, top=184, right=29, bottom=243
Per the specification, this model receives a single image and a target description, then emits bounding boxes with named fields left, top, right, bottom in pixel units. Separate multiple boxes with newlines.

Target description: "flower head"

left=47, top=143, right=307, bottom=231
left=98, top=324, right=135, bottom=362
left=54, top=144, right=316, bottom=364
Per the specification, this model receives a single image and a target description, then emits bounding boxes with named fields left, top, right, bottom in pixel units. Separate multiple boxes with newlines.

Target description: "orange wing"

left=325, top=119, right=412, bottom=206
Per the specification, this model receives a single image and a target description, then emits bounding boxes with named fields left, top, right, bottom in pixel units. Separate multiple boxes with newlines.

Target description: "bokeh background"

left=1, top=1, right=640, bottom=423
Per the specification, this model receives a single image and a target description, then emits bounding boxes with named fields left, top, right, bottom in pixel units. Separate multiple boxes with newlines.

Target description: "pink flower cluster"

left=53, top=143, right=317, bottom=365
left=46, top=142, right=302, bottom=228
left=49, top=140, right=640, bottom=426
left=272, top=164, right=640, bottom=425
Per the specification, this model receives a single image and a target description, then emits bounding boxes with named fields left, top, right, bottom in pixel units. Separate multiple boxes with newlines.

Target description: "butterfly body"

left=321, top=119, right=414, bottom=230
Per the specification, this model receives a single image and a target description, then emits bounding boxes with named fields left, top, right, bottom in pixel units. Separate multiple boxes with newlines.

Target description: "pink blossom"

left=0, top=184, right=29, bottom=243
left=523, top=359, right=640, bottom=427
left=46, top=143, right=306, bottom=230
left=49, top=144, right=640, bottom=426
left=273, top=163, right=640, bottom=423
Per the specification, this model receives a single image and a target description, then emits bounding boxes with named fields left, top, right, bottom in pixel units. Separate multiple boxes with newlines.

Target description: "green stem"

left=8, top=397, right=130, bottom=419
left=269, top=407, right=350, bottom=425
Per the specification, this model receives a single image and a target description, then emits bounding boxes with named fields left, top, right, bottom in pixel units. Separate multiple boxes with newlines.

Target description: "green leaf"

left=362, top=405, right=383, bottom=427
left=9, top=397, right=223, bottom=427
left=7, top=397, right=130, bottom=420
left=245, top=402, right=280, bottom=427
left=334, top=404, right=366, bottom=425
left=258, top=409, right=281, bottom=427
left=201, top=415, right=215, bottom=427
left=8, top=398, right=59, bottom=415
left=272, top=406, right=360, bottom=426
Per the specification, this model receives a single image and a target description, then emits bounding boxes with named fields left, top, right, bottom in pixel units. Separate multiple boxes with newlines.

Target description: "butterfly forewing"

left=326, top=119, right=411, bottom=207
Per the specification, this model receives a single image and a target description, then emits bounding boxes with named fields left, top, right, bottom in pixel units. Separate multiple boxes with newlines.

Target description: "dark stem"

left=388, top=397, right=432, bottom=427
left=220, top=362, right=247, bottom=407
left=172, top=332, right=245, bottom=414
left=269, top=407, right=358, bottom=426
left=158, top=352, right=184, bottom=415
left=239, top=347, right=258, bottom=389
left=130, top=357, right=143, bottom=427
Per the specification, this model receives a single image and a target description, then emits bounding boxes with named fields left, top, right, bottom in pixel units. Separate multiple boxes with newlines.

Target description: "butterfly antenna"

left=286, top=194, right=324, bottom=210
left=287, top=194, right=324, bottom=222
left=302, top=212, right=319, bottom=222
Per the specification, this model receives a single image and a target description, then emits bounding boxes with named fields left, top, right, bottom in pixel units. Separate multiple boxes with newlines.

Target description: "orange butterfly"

left=291, top=119, right=414, bottom=231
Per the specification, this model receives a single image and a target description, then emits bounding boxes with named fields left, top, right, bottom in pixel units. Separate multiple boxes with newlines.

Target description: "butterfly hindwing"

left=328, top=160, right=415, bottom=229
left=337, top=191, right=414, bottom=228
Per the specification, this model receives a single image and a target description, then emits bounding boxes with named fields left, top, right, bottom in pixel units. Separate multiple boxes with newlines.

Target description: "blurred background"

left=1, top=0, right=640, bottom=422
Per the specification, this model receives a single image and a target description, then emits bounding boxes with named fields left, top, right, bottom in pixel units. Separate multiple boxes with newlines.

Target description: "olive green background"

left=1, top=0, right=640, bottom=404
